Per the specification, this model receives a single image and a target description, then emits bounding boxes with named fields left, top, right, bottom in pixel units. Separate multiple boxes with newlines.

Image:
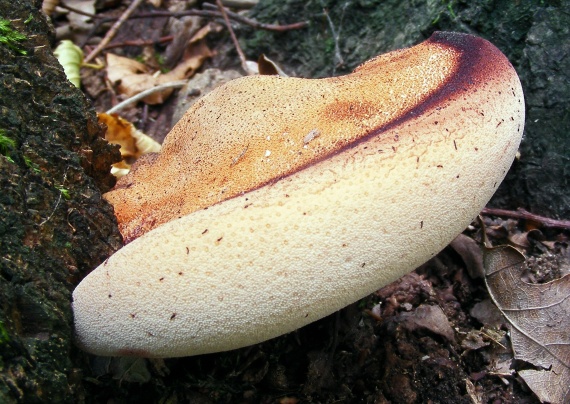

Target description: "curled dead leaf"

left=105, top=41, right=212, bottom=105
left=257, top=54, right=289, bottom=77
left=483, top=242, right=570, bottom=403
left=450, top=233, right=485, bottom=279
left=53, top=40, right=83, bottom=88
left=396, top=304, right=455, bottom=343
left=98, top=113, right=161, bottom=178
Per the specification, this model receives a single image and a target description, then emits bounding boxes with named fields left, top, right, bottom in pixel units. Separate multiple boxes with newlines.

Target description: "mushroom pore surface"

left=73, top=32, right=525, bottom=358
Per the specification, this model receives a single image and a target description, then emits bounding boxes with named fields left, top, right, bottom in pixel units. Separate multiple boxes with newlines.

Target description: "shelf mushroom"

left=73, top=32, right=525, bottom=358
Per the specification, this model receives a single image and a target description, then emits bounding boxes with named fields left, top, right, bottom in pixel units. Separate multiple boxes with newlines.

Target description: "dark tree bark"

left=0, top=0, right=121, bottom=402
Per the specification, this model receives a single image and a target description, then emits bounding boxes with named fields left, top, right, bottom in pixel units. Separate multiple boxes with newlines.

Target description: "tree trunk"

left=0, top=0, right=121, bottom=402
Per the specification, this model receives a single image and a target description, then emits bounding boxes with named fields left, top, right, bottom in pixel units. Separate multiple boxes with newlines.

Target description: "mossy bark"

left=0, top=0, right=122, bottom=402
left=243, top=0, right=570, bottom=219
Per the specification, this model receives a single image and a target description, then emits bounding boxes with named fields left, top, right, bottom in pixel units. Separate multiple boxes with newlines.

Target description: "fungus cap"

left=73, top=32, right=524, bottom=358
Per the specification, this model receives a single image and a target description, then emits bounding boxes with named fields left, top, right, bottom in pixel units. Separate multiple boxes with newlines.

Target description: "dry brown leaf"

left=157, top=41, right=213, bottom=86
left=396, top=304, right=455, bottom=343
left=465, top=378, right=483, bottom=404
left=106, top=53, right=152, bottom=97
left=98, top=113, right=161, bottom=178
left=450, top=233, right=485, bottom=279
left=483, top=244, right=570, bottom=404
left=105, top=40, right=212, bottom=105
left=188, top=22, right=213, bottom=44
left=257, top=54, right=289, bottom=77
left=42, top=0, right=59, bottom=16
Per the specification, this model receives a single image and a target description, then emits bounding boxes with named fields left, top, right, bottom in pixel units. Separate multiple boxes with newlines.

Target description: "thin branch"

left=57, top=3, right=97, bottom=18
left=202, top=3, right=309, bottom=31
left=481, top=207, right=570, bottom=230
left=40, top=169, right=68, bottom=227
left=106, top=80, right=187, bottom=114
left=103, top=35, right=174, bottom=50
left=215, top=0, right=249, bottom=74
left=84, top=0, right=145, bottom=63
left=83, top=8, right=307, bottom=47
left=320, top=4, right=343, bottom=72
left=39, top=192, right=62, bottom=226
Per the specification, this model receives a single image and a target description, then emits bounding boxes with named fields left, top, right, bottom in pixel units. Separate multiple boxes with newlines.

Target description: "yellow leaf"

left=98, top=113, right=161, bottom=178
left=54, top=40, right=83, bottom=87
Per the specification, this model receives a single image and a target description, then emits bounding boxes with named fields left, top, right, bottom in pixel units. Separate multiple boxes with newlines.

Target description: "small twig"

left=319, top=2, right=343, bottom=72
left=39, top=192, right=62, bottom=226
left=83, top=9, right=308, bottom=47
left=202, top=3, right=309, bottom=31
left=481, top=207, right=570, bottom=230
left=106, top=80, right=187, bottom=114
left=231, top=144, right=249, bottom=166
left=40, top=169, right=69, bottom=227
left=103, top=35, right=173, bottom=50
left=57, top=2, right=98, bottom=18
left=215, top=0, right=249, bottom=74
left=84, top=0, right=145, bottom=63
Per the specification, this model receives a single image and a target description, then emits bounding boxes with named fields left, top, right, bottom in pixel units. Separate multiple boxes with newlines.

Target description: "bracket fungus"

left=73, top=32, right=525, bottom=358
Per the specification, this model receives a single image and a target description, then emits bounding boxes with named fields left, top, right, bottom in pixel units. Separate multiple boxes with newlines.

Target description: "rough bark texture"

left=0, top=0, right=122, bottom=402
left=243, top=0, right=570, bottom=220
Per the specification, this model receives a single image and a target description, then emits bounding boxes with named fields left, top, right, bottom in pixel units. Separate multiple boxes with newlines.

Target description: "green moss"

left=0, top=18, right=27, bottom=55
left=55, top=185, right=70, bottom=200
left=23, top=155, right=41, bottom=173
left=0, top=129, right=16, bottom=157
left=0, top=320, right=10, bottom=344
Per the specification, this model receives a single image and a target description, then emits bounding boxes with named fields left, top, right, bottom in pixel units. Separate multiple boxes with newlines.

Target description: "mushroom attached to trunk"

left=73, top=32, right=525, bottom=358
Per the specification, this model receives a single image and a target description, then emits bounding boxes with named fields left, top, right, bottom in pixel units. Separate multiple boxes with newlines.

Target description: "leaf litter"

left=482, top=221, right=570, bottom=404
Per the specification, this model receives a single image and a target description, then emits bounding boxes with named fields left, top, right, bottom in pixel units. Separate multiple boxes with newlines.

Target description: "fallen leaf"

left=469, top=299, right=505, bottom=329
left=450, top=233, right=485, bottom=279
left=397, top=304, right=455, bottom=343
left=53, top=40, right=83, bottom=87
left=508, top=231, right=531, bottom=249
left=98, top=113, right=161, bottom=177
left=483, top=243, right=570, bottom=404
left=460, top=329, right=490, bottom=351
left=257, top=54, right=289, bottom=77
left=52, top=0, right=96, bottom=44
left=109, top=357, right=151, bottom=384
left=465, top=378, right=483, bottom=404
left=106, top=40, right=212, bottom=105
